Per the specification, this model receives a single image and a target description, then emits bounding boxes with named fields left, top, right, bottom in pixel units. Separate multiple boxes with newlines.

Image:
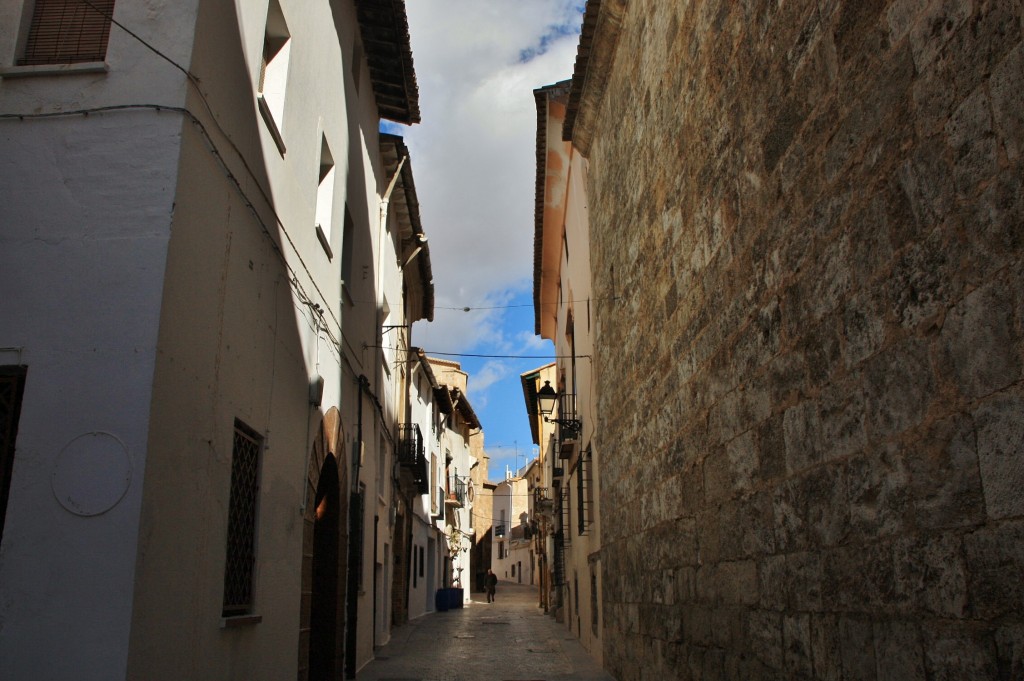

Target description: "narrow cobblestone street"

left=356, top=582, right=615, bottom=681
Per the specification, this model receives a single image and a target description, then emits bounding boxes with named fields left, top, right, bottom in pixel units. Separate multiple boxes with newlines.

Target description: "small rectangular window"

left=341, top=205, right=355, bottom=297
left=315, top=135, right=336, bottom=258
left=577, top=456, right=585, bottom=536
left=222, top=420, right=262, bottom=617
left=257, top=0, right=290, bottom=153
left=19, top=0, right=115, bottom=66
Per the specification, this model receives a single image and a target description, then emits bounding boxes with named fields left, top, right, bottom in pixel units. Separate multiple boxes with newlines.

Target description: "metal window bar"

left=397, top=423, right=423, bottom=464
left=552, top=531, right=566, bottom=587
left=557, top=393, right=581, bottom=445
left=576, top=455, right=586, bottom=536
left=559, top=484, right=572, bottom=547
left=450, top=476, right=466, bottom=505
left=222, top=422, right=261, bottom=616
left=19, top=0, right=116, bottom=66
left=398, top=424, right=429, bottom=493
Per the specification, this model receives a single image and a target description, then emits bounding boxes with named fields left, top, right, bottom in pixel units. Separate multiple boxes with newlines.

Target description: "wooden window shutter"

left=19, top=0, right=116, bottom=66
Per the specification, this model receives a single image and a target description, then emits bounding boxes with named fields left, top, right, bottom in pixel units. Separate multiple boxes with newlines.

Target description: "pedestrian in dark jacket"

left=486, top=569, right=498, bottom=603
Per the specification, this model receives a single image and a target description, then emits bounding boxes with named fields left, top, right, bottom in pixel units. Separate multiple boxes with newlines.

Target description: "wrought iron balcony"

left=555, top=393, right=581, bottom=456
left=398, top=424, right=429, bottom=494
left=533, top=487, right=554, bottom=517
left=445, top=476, right=466, bottom=507
left=398, top=423, right=423, bottom=464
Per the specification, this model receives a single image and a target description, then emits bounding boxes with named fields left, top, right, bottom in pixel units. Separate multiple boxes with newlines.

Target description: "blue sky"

left=425, top=289, right=554, bottom=481
left=385, top=1, right=583, bottom=481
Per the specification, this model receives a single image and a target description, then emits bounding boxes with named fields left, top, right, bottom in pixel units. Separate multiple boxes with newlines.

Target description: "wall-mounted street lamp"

left=536, top=380, right=582, bottom=440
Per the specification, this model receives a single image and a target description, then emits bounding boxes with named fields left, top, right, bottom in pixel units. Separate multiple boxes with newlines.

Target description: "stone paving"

left=356, top=581, right=617, bottom=681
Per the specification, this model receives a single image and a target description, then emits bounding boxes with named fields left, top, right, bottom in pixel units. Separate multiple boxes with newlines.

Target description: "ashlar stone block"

left=963, top=520, right=1024, bottom=618
left=907, top=413, right=985, bottom=531
left=989, top=44, right=1024, bottom=160
left=974, top=392, right=1024, bottom=520
left=941, top=276, right=1022, bottom=400
left=874, top=620, right=926, bottom=681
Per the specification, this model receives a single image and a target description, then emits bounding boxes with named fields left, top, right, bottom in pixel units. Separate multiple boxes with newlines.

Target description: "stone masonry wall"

left=586, top=2, right=1024, bottom=679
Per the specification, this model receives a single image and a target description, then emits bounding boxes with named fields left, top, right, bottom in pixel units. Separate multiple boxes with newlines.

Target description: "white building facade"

left=0, top=1, right=422, bottom=679
left=428, top=357, right=479, bottom=604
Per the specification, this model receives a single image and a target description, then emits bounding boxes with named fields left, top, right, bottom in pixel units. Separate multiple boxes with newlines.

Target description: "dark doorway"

left=0, top=366, right=27, bottom=548
left=309, top=454, right=340, bottom=681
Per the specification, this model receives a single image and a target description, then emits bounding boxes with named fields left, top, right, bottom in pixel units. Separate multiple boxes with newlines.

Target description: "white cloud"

left=399, top=3, right=578, bottom=479
left=402, top=1, right=582, bottom=355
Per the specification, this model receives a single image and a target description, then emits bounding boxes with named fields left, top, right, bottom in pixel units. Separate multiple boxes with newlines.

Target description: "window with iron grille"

left=19, top=0, right=115, bottom=66
left=0, top=367, right=27, bottom=547
left=576, top=448, right=592, bottom=536
left=222, top=420, right=262, bottom=617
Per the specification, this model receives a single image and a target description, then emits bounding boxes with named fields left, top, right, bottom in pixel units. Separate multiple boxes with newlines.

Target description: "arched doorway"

left=298, top=407, right=346, bottom=681
left=309, top=454, right=339, bottom=681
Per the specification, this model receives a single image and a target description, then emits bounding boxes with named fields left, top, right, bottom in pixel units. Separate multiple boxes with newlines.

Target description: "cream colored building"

left=0, top=1, right=422, bottom=679
left=492, top=459, right=538, bottom=584
left=427, top=357, right=480, bottom=604
left=530, top=80, right=604, bottom=662
left=521, top=362, right=559, bottom=612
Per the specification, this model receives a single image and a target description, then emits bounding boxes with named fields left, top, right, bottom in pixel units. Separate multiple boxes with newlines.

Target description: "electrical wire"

left=31, top=0, right=344, bottom=338
left=368, top=345, right=591, bottom=360
left=1, top=103, right=339, bottom=353
left=345, top=295, right=620, bottom=313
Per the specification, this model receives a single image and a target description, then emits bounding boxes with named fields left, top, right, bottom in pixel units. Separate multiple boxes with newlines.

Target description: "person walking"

left=485, top=569, right=497, bottom=603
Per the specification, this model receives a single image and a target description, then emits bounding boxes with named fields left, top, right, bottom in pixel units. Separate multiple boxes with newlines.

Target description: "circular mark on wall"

left=52, top=431, right=133, bottom=516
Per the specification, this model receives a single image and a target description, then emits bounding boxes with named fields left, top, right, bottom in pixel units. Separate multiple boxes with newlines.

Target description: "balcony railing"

left=398, top=424, right=429, bottom=494
left=398, top=423, right=423, bottom=464
left=553, top=393, right=581, bottom=458
left=445, top=476, right=466, bottom=507
left=533, top=487, right=554, bottom=517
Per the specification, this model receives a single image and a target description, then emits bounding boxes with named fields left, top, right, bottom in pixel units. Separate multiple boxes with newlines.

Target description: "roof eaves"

left=532, top=82, right=571, bottom=337
left=380, top=133, right=434, bottom=322
left=562, top=0, right=626, bottom=152
left=451, top=388, right=481, bottom=430
left=356, top=0, right=421, bottom=125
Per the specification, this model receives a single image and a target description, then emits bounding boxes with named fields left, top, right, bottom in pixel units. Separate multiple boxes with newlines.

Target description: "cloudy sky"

left=385, top=1, right=584, bottom=480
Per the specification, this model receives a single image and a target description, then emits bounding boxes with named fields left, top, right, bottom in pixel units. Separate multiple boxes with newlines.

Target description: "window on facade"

left=222, top=420, right=262, bottom=617
left=19, top=0, right=115, bottom=66
left=591, top=568, right=599, bottom=636
left=315, top=135, right=336, bottom=258
left=574, top=571, right=580, bottom=617
left=0, top=366, right=27, bottom=546
left=576, top=448, right=592, bottom=536
left=347, top=483, right=366, bottom=589
left=377, top=434, right=386, bottom=497
left=341, top=205, right=355, bottom=299
left=381, top=298, right=393, bottom=377
left=430, top=453, right=438, bottom=514
left=577, top=456, right=585, bottom=536
left=257, top=0, right=290, bottom=151
left=419, top=546, right=424, bottom=578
